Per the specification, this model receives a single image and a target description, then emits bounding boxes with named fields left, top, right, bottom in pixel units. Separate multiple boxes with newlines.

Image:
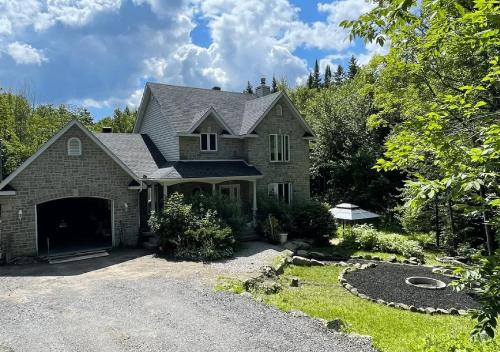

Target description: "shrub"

left=261, top=215, right=282, bottom=244
left=419, top=333, right=500, bottom=352
left=344, top=225, right=424, bottom=259
left=148, top=193, right=235, bottom=261
left=290, top=201, right=336, bottom=243
left=256, top=194, right=293, bottom=234
left=189, top=193, right=250, bottom=237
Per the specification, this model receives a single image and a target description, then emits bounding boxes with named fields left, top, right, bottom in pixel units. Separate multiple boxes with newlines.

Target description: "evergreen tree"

left=307, top=73, right=314, bottom=89
left=271, top=76, right=278, bottom=93
left=348, top=55, right=359, bottom=79
left=334, top=65, right=345, bottom=85
left=243, top=81, right=254, bottom=94
left=312, top=59, right=321, bottom=88
left=324, top=64, right=332, bottom=88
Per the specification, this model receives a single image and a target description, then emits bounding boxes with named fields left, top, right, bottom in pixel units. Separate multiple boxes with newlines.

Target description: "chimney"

left=255, top=77, right=270, bottom=97
left=212, top=86, right=221, bottom=91
left=101, top=127, right=113, bottom=133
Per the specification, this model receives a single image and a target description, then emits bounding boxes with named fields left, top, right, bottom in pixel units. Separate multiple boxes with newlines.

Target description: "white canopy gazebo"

left=329, top=203, right=380, bottom=229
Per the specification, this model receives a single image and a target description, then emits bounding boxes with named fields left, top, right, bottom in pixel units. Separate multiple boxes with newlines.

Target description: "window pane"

left=277, top=135, right=283, bottom=161
left=284, top=135, right=289, bottom=161
left=284, top=183, right=290, bottom=204
left=270, top=135, right=276, bottom=161
left=201, top=134, right=208, bottom=150
left=209, top=134, right=216, bottom=150
left=278, top=183, right=284, bottom=201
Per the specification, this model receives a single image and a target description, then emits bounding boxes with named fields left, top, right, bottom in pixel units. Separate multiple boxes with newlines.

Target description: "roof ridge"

left=147, top=82, right=257, bottom=98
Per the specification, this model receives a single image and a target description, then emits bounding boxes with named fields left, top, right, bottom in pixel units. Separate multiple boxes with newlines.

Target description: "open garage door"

left=37, top=197, right=113, bottom=255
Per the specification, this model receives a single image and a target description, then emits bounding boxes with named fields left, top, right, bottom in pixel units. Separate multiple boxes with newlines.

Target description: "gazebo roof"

left=329, top=203, right=380, bottom=221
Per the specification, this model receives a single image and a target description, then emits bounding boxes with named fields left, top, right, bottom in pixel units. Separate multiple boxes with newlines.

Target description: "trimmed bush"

left=148, top=193, right=235, bottom=261
left=344, top=224, right=424, bottom=259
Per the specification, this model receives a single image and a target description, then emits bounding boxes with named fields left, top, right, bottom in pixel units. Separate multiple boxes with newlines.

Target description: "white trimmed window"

left=67, top=137, right=82, bottom=156
left=268, top=183, right=292, bottom=204
left=200, top=133, right=217, bottom=151
left=276, top=104, right=283, bottom=116
left=269, top=134, right=289, bottom=162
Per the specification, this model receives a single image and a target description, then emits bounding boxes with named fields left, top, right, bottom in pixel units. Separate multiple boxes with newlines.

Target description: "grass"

left=215, top=276, right=245, bottom=294
left=257, top=265, right=499, bottom=352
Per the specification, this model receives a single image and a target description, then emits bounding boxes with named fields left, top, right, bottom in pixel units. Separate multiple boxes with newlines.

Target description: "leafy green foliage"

left=419, top=333, right=499, bottom=352
left=93, top=107, right=136, bottom=133
left=148, top=193, right=235, bottom=261
left=453, top=251, right=500, bottom=339
left=344, top=225, right=424, bottom=259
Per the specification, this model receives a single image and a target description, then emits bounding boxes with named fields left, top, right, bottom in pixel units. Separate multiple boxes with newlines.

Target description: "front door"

left=219, top=184, right=240, bottom=201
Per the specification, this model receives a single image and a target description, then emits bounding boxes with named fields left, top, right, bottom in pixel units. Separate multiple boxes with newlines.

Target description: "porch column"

left=251, top=180, right=257, bottom=226
left=212, top=183, right=216, bottom=195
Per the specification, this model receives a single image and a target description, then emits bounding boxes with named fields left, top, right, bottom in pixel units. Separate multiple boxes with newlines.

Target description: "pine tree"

left=243, top=81, right=254, bottom=94
left=271, top=76, right=278, bottom=93
left=307, top=73, right=314, bottom=89
left=334, top=65, right=345, bottom=85
left=312, top=59, right=321, bottom=88
left=324, top=64, right=332, bottom=88
left=348, top=55, right=359, bottom=79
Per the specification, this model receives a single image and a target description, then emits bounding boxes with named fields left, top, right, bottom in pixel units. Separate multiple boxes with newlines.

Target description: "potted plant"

left=264, top=215, right=288, bottom=244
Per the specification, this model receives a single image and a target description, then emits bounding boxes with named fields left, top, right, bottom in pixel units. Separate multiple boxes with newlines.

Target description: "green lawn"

left=256, top=265, right=499, bottom=352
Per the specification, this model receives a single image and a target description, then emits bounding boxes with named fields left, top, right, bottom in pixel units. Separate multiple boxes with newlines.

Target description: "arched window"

left=276, top=104, right=283, bottom=116
left=67, top=137, right=82, bottom=156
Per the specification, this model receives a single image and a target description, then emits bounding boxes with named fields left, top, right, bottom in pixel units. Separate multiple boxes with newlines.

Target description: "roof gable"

left=187, top=106, right=234, bottom=134
left=0, top=120, right=138, bottom=191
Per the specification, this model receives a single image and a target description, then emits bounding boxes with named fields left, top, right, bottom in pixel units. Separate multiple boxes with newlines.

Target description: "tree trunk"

left=447, top=198, right=455, bottom=240
left=434, top=197, right=440, bottom=248
left=479, top=186, right=495, bottom=256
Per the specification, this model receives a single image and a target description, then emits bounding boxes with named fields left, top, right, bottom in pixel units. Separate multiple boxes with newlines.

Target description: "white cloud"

left=357, top=40, right=390, bottom=65
left=0, top=16, right=12, bottom=34
left=6, top=42, right=48, bottom=65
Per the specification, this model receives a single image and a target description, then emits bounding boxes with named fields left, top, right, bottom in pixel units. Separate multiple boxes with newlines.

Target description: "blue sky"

left=0, top=0, right=387, bottom=120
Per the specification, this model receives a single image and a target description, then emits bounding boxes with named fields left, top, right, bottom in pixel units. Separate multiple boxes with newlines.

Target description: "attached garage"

left=37, top=197, right=113, bottom=255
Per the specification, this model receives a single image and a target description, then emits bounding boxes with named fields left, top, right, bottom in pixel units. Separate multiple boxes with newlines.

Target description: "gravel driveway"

left=0, top=244, right=375, bottom=352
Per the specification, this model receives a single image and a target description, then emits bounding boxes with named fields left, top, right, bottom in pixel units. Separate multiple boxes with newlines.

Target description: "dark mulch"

left=344, top=262, right=478, bottom=310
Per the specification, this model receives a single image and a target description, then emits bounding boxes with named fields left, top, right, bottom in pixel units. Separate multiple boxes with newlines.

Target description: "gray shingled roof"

left=147, top=83, right=282, bottom=135
left=149, top=161, right=262, bottom=180
left=94, top=133, right=167, bottom=178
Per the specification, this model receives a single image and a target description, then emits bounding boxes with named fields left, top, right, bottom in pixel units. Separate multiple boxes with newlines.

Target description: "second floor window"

left=200, top=133, right=217, bottom=151
left=269, top=134, right=289, bottom=162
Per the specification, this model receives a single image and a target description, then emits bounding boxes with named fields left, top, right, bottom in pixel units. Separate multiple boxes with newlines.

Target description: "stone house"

left=0, top=79, right=314, bottom=259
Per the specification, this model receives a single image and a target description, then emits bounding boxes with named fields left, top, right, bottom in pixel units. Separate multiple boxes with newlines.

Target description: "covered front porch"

left=134, top=160, right=263, bottom=232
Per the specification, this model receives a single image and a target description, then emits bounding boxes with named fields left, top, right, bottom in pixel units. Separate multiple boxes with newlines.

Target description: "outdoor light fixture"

left=17, top=209, right=23, bottom=221
left=124, top=203, right=128, bottom=212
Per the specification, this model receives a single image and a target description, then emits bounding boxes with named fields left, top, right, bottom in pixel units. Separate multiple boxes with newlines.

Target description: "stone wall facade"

left=246, top=97, right=311, bottom=203
left=0, top=125, right=140, bottom=258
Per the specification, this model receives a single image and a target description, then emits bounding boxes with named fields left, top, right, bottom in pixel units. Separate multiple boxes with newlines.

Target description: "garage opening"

left=37, top=197, right=113, bottom=255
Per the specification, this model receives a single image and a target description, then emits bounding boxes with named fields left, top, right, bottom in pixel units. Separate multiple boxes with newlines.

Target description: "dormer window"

left=67, top=137, right=82, bottom=156
left=200, top=133, right=217, bottom=151
left=276, top=104, right=283, bottom=116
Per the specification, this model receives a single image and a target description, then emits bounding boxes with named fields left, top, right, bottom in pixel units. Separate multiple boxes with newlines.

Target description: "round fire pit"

left=405, top=276, right=446, bottom=290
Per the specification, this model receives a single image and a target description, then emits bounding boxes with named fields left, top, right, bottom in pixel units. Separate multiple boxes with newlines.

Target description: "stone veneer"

left=0, top=125, right=140, bottom=259
left=178, top=97, right=311, bottom=203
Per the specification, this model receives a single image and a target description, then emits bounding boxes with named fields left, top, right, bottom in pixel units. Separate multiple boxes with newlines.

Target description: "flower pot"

left=279, top=233, right=288, bottom=244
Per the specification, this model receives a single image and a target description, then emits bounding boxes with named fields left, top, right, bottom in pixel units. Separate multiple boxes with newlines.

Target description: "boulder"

left=310, top=259, right=325, bottom=266
left=363, top=254, right=372, bottom=260
left=291, top=256, right=311, bottom=266
left=261, top=266, right=275, bottom=277
left=425, top=307, right=436, bottom=315
left=284, top=242, right=299, bottom=252
left=387, top=302, right=395, bottom=307
left=372, top=256, right=381, bottom=261
left=386, top=255, right=398, bottom=263
left=296, top=249, right=309, bottom=257
left=448, top=308, right=459, bottom=315
left=291, top=241, right=311, bottom=250
left=308, top=251, right=326, bottom=259
left=256, top=280, right=282, bottom=294
left=326, top=319, right=346, bottom=331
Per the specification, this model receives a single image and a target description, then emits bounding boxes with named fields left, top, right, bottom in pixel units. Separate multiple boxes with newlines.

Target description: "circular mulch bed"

left=344, top=262, right=478, bottom=310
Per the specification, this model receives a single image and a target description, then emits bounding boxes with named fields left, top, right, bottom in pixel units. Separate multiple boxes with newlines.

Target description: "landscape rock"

left=308, top=251, right=326, bottom=259
left=240, top=292, right=252, bottom=298
left=291, top=241, right=311, bottom=250
left=363, top=255, right=372, bottom=260
left=326, top=319, right=346, bottom=331
left=290, top=277, right=300, bottom=287
left=310, top=259, right=325, bottom=266
left=350, top=255, right=363, bottom=259
left=386, top=255, right=397, bottom=263
left=448, top=308, right=459, bottom=315
left=296, top=250, right=309, bottom=257
left=291, top=256, right=311, bottom=266
left=338, top=261, right=349, bottom=267
left=284, top=242, right=299, bottom=252
left=289, top=310, right=309, bottom=318
left=436, top=308, right=448, bottom=315
left=425, top=307, right=436, bottom=315
left=387, top=302, right=395, bottom=307
left=261, top=266, right=275, bottom=277
left=255, top=280, right=282, bottom=294
left=409, top=305, right=418, bottom=312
